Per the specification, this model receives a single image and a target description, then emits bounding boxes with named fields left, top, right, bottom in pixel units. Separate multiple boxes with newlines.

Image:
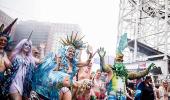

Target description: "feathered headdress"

left=60, top=31, right=86, bottom=49
left=0, top=18, right=18, bottom=38
left=115, top=33, right=128, bottom=62
left=49, top=71, right=70, bottom=89
left=0, top=18, right=18, bottom=51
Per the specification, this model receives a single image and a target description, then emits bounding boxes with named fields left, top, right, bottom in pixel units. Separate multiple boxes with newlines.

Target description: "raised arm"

left=128, top=63, right=156, bottom=80
left=77, top=45, right=96, bottom=67
left=76, top=52, right=93, bottom=67
left=98, top=47, right=106, bottom=71
left=33, top=42, right=46, bottom=65
left=39, top=42, right=46, bottom=60
left=98, top=47, right=113, bottom=81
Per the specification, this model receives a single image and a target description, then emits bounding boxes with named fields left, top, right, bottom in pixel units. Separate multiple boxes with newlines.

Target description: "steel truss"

left=118, top=0, right=170, bottom=74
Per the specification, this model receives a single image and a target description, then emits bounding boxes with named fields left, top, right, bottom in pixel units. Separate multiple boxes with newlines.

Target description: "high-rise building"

left=14, top=20, right=82, bottom=54
left=47, top=23, right=82, bottom=53
left=118, top=0, right=170, bottom=74
left=13, top=20, right=51, bottom=47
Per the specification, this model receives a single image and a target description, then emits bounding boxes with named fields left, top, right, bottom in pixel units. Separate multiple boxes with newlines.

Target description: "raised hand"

left=97, top=47, right=106, bottom=58
left=148, top=63, right=157, bottom=72
left=149, top=63, right=156, bottom=69
left=86, top=45, right=93, bottom=54
left=39, top=42, right=46, bottom=49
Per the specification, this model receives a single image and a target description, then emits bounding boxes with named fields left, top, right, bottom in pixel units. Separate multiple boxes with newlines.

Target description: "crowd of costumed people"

left=0, top=18, right=169, bottom=100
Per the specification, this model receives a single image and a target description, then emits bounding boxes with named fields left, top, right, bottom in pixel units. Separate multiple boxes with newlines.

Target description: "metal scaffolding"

left=118, top=0, right=170, bottom=74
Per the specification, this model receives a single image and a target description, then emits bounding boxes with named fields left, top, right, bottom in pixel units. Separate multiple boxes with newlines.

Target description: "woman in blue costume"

left=2, top=37, right=35, bottom=100
left=31, top=46, right=75, bottom=100
left=31, top=67, right=71, bottom=100
left=31, top=33, right=93, bottom=100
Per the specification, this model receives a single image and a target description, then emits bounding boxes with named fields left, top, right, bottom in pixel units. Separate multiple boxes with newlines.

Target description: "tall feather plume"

left=60, top=32, right=86, bottom=49
left=3, top=18, right=18, bottom=36
left=73, top=32, right=78, bottom=43
left=70, top=31, right=73, bottom=43
left=78, top=35, right=85, bottom=41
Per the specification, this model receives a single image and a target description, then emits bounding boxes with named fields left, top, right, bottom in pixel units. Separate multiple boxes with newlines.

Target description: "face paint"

left=114, top=62, right=128, bottom=77
left=22, top=41, right=31, bottom=53
left=0, top=36, right=7, bottom=49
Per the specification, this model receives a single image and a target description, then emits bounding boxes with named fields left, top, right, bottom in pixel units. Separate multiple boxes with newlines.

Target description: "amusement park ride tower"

left=118, top=0, right=170, bottom=74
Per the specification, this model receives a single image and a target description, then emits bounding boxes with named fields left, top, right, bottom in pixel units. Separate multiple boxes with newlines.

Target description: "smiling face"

left=66, top=46, right=75, bottom=60
left=22, top=41, right=31, bottom=54
left=0, top=36, right=7, bottom=49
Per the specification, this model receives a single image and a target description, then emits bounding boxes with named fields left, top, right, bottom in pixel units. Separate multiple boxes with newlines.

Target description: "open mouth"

left=69, top=54, right=74, bottom=58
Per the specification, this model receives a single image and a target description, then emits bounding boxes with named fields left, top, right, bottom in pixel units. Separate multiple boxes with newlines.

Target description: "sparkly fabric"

left=2, top=55, right=35, bottom=97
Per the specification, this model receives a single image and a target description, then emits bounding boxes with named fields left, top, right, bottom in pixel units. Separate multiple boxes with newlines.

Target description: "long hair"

left=60, top=45, right=77, bottom=79
left=11, top=39, right=34, bottom=63
left=2, top=39, right=35, bottom=96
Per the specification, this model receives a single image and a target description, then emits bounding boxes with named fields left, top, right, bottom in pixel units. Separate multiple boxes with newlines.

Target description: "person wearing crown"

left=31, top=32, right=95, bottom=100
left=2, top=31, right=36, bottom=100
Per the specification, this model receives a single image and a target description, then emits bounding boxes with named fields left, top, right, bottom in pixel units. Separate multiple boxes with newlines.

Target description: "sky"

left=0, top=0, right=120, bottom=59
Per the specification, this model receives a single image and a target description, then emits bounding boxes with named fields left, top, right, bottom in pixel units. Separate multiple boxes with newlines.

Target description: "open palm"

left=86, top=45, right=93, bottom=54
left=39, top=42, right=46, bottom=49
left=97, top=47, right=106, bottom=58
